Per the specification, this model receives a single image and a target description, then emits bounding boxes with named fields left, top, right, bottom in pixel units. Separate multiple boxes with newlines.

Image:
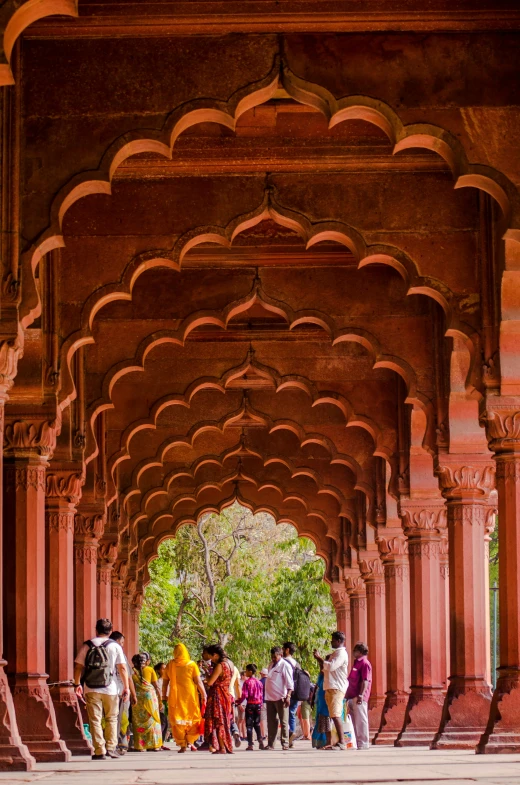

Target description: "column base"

left=50, top=685, right=93, bottom=756
left=431, top=679, right=492, bottom=750
left=373, top=692, right=409, bottom=745
left=10, top=674, right=71, bottom=762
left=0, top=664, right=35, bottom=771
left=368, top=696, right=385, bottom=741
left=477, top=670, right=520, bottom=754
left=395, top=687, right=445, bottom=747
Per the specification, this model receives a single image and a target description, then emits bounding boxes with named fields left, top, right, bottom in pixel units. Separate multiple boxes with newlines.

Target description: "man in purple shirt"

left=346, top=642, right=372, bottom=749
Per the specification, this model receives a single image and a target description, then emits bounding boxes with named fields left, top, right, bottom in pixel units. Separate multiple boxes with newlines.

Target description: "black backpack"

left=83, top=640, right=115, bottom=689
left=292, top=666, right=312, bottom=702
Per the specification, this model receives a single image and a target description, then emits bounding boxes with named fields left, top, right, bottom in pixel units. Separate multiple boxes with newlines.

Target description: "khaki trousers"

left=266, top=699, right=289, bottom=748
left=85, top=692, right=119, bottom=755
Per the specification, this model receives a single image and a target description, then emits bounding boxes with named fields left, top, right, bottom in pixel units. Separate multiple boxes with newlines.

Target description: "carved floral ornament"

left=400, top=506, right=447, bottom=537
left=4, top=418, right=58, bottom=458
left=46, top=471, right=84, bottom=504
left=484, top=409, right=520, bottom=449
left=376, top=534, right=408, bottom=561
left=436, top=463, right=495, bottom=498
left=98, top=541, right=118, bottom=565
left=74, top=512, right=105, bottom=540
left=0, top=331, right=23, bottom=396
left=359, top=558, right=385, bottom=582
left=330, top=583, right=349, bottom=607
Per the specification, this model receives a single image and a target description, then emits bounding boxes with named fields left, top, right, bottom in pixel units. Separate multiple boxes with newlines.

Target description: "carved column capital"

left=111, top=579, right=124, bottom=601
left=359, top=556, right=385, bottom=595
left=376, top=531, right=408, bottom=562
left=46, top=467, right=84, bottom=509
left=0, top=330, right=23, bottom=399
left=400, top=499, right=446, bottom=539
left=435, top=456, right=495, bottom=501
left=330, top=581, right=349, bottom=609
left=482, top=400, right=520, bottom=454
left=345, top=573, right=366, bottom=597
left=74, top=512, right=105, bottom=541
left=4, top=409, right=61, bottom=460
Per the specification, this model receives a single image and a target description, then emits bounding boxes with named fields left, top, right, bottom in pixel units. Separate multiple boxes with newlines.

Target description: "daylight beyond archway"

left=140, top=503, right=335, bottom=672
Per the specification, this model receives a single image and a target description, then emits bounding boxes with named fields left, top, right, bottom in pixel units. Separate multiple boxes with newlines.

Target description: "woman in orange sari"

left=162, top=643, right=206, bottom=753
left=204, top=644, right=234, bottom=754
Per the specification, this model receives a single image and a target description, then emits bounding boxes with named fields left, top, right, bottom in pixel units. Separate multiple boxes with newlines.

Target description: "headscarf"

left=174, top=643, right=191, bottom=667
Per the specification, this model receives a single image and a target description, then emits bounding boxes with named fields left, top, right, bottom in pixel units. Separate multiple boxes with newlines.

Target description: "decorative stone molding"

left=98, top=541, right=118, bottom=565
left=400, top=505, right=446, bottom=538
left=4, top=463, right=45, bottom=492
left=408, top=540, right=441, bottom=559
left=47, top=511, right=74, bottom=533
left=97, top=566, right=112, bottom=585
left=46, top=471, right=83, bottom=504
left=74, top=545, right=98, bottom=564
left=0, top=331, right=23, bottom=396
left=359, top=557, right=385, bottom=582
left=74, top=512, right=105, bottom=540
left=4, top=417, right=58, bottom=458
left=345, top=574, right=365, bottom=595
left=111, top=582, right=123, bottom=601
left=330, top=582, right=349, bottom=608
left=377, top=533, right=408, bottom=561
left=436, top=462, right=495, bottom=499
left=485, top=409, right=520, bottom=450
left=113, top=559, right=128, bottom=581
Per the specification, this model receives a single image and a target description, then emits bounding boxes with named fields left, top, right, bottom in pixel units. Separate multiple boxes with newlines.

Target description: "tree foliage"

left=139, top=503, right=336, bottom=674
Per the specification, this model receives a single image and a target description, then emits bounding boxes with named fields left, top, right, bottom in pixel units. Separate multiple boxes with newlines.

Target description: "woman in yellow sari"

left=131, top=653, right=163, bottom=751
left=162, top=643, right=206, bottom=752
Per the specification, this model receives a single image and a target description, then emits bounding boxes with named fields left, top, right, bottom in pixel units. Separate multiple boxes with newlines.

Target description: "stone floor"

left=2, top=744, right=520, bottom=785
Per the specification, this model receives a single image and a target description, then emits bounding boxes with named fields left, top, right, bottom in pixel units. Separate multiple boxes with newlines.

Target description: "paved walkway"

left=2, top=744, right=520, bottom=785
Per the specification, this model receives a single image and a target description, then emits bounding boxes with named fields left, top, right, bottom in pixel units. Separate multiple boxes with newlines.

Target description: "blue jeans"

left=288, top=696, right=298, bottom=735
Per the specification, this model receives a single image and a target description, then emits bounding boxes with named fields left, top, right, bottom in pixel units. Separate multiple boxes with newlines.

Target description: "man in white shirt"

left=283, top=641, right=300, bottom=747
left=263, top=646, right=294, bottom=750
left=313, top=631, right=349, bottom=750
left=74, top=618, right=130, bottom=760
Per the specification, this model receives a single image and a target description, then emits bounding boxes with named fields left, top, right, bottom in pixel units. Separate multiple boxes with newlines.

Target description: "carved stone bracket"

left=46, top=470, right=84, bottom=505
left=74, top=512, right=105, bottom=541
left=0, top=330, right=23, bottom=398
left=330, top=581, right=349, bottom=608
left=436, top=459, right=495, bottom=500
left=4, top=414, right=60, bottom=459
left=400, top=500, right=446, bottom=539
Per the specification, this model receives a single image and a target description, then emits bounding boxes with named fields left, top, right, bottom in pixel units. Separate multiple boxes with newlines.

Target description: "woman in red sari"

left=204, top=645, right=234, bottom=754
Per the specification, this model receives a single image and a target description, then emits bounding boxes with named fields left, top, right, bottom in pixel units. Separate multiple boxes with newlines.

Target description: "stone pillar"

left=122, top=592, right=134, bottom=655
left=330, top=582, right=351, bottom=654
left=346, top=574, right=367, bottom=654
left=0, top=345, right=35, bottom=771
left=46, top=468, right=92, bottom=755
left=374, top=533, right=411, bottom=745
left=483, top=511, right=496, bottom=688
left=439, top=529, right=450, bottom=691
left=131, top=594, right=142, bottom=654
left=3, top=415, right=70, bottom=762
left=111, top=578, right=124, bottom=633
left=74, top=511, right=104, bottom=649
left=97, top=541, right=117, bottom=620
left=478, top=406, right=520, bottom=753
left=432, top=458, right=494, bottom=749
left=396, top=500, right=446, bottom=746
left=360, top=557, right=387, bottom=736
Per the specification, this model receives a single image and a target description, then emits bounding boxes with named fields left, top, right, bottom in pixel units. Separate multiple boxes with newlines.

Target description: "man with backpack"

left=74, top=618, right=130, bottom=760
left=283, top=642, right=311, bottom=747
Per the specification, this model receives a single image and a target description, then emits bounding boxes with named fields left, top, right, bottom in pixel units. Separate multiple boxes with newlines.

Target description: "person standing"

left=162, top=644, right=206, bottom=752
left=239, top=664, right=266, bottom=750
left=108, top=631, right=137, bottom=754
left=282, top=642, right=300, bottom=747
left=346, top=642, right=372, bottom=750
left=74, top=618, right=130, bottom=761
left=260, top=667, right=269, bottom=740
left=154, top=662, right=170, bottom=746
left=313, top=631, right=349, bottom=750
left=204, top=644, right=234, bottom=754
left=263, top=646, right=294, bottom=751
left=131, top=653, right=163, bottom=751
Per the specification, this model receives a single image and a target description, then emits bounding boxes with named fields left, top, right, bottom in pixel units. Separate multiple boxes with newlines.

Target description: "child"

left=238, top=664, right=266, bottom=750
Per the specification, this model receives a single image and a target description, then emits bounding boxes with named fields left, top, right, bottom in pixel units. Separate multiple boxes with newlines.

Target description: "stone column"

left=374, top=533, right=411, bottom=745
left=3, top=415, right=70, bottom=762
left=346, top=574, right=367, bottom=653
left=433, top=458, right=494, bottom=749
left=46, top=468, right=92, bottom=756
left=478, top=406, right=520, bottom=753
left=97, top=541, right=118, bottom=620
left=74, top=511, right=104, bottom=649
left=0, top=343, right=35, bottom=771
left=396, top=500, right=446, bottom=746
left=330, top=582, right=351, bottom=654
left=111, top=580, right=124, bottom=632
left=439, top=528, right=450, bottom=691
left=131, top=594, right=142, bottom=655
left=122, top=591, right=134, bottom=653
left=360, top=557, right=387, bottom=735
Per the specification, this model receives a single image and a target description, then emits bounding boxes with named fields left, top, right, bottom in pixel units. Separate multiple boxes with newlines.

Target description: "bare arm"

left=357, top=679, right=370, bottom=704
left=206, top=662, right=222, bottom=687
left=195, top=675, right=207, bottom=704
left=74, top=663, right=83, bottom=697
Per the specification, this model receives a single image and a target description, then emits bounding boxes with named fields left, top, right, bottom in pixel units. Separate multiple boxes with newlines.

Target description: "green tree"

left=139, top=503, right=336, bottom=675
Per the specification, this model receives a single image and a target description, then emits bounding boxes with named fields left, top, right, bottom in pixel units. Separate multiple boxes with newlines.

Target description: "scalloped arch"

left=20, top=63, right=520, bottom=331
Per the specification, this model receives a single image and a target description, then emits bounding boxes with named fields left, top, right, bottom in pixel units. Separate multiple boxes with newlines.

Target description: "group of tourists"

left=74, top=619, right=372, bottom=760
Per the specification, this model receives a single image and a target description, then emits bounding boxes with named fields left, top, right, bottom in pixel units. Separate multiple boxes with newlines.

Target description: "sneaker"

left=92, top=754, right=106, bottom=760
left=106, top=749, right=121, bottom=759
left=233, top=731, right=242, bottom=748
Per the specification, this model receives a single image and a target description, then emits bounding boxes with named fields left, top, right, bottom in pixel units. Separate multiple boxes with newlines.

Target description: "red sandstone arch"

left=18, top=63, right=520, bottom=342
left=0, top=0, right=78, bottom=86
